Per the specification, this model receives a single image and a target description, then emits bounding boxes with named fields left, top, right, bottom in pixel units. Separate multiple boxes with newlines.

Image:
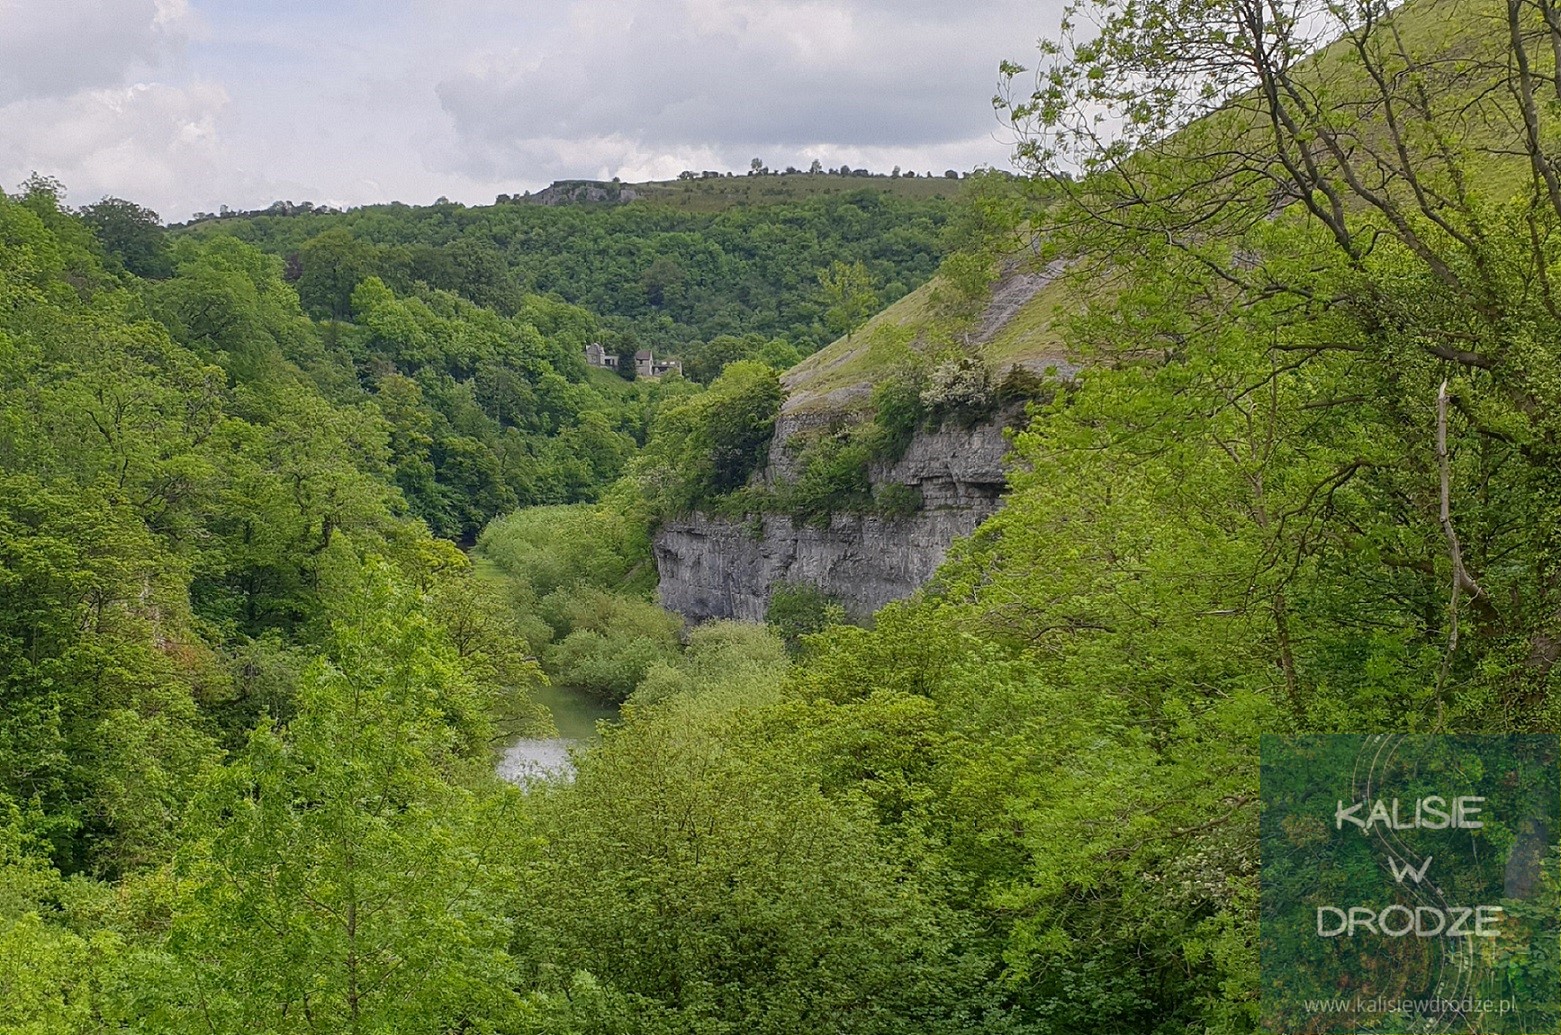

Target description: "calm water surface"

left=496, top=683, right=618, bottom=783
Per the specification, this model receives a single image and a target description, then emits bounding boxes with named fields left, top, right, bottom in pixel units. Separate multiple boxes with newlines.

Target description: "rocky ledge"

left=653, top=418, right=1009, bottom=622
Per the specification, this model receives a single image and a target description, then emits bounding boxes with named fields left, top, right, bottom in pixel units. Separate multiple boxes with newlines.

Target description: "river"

left=495, top=682, right=618, bottom=783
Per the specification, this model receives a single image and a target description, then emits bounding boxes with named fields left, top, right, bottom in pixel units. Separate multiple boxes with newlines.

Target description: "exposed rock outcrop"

left=528, top=180, right=640, bottom=206
left=653, top=418, right=1009, bottom=622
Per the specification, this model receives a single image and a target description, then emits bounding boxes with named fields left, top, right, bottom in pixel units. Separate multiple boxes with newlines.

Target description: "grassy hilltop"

left=626, top=170, right=966, bottom=212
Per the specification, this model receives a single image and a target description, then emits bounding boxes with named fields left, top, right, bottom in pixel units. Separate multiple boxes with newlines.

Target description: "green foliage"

left=477, top=504, right=650, bottom=600
left=0, top=185, right=562, bottom=874
left=817, top=259, right=880, bottom=340
left=539, top=588, right=683, bottom=702
left=79, top=196, right=173, bottom=279
left=338, top=276, right=643, bottom=537
left=188, top=189, right=951, bottom=352
left=22, top=12, right=1561, bottom=1027
left=765, top=582, right=849, bottom=654
left=869, top=365, right=928, bottom=459
left=634, top=360, right=782, bottom=515
left=874, top=482, right=924, bottom=518
left=739, top=367, right=934, bottom=524
left=152, top=567, right=525, bottom=1032
left=515, top=672, right=988, bottom=1034
left=920, top=355, right=996, bottom=427
left=475, top=503, right=676, bottom=702
left=0, top=798, right=132, bottom=1034
left=772, top=427, right=877, bottom=525
left=680, top=332, right=802, bottom=383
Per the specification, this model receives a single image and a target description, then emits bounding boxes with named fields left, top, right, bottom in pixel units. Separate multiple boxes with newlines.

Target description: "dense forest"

left=186, top=186, right=954, bottom=361
left=6, top=0, right=1561, bottom=1030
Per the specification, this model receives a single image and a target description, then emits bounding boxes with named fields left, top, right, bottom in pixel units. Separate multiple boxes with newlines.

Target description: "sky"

left=0, top=0, right=1060, bottom=221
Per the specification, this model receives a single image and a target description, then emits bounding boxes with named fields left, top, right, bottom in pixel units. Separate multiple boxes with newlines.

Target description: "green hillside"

left=178, top=181, right=957, bottom=356
left=781, top=0, right=1537, bottom=418
left=781, top=262, right=1077, bottom=414
left=627, top=170, right=967, bottom=212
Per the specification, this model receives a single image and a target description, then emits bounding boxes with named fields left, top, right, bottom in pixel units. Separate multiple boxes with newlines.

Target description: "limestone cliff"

left=653, top=417, right=1009, bottom=622
left=652, top=249, right=1077, bottom=624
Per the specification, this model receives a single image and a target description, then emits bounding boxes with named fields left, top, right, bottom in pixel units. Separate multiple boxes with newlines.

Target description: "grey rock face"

left=654, top=419, right=1010, bottom=622
left=529, top=180, right=639, bottom=206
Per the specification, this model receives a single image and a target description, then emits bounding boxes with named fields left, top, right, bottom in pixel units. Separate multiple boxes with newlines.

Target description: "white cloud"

left=0, top=0, right=1060, bottom=217
left=0, top=81, right=296, bottom=218
left=431, top=0, right=1045, bottom=182
left=0, top=0, right=196, bottom=104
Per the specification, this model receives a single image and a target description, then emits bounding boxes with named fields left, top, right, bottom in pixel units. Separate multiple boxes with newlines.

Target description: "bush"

left=476, top=504, right=643, bottom=599
left=869, top=366, right=928, bottom=462
left=920, top=357, right=995, bottom=427
left=544, top=627, right=681, bottom=702
left=996, top=364, right=1051, bottom=407
left=875, top=483, right=924, bottom=518
left=636, top=361, right=783, bottom=515
left=766, top=582, right=849, bottom=654
left=776, top=432, right=875, bottom=526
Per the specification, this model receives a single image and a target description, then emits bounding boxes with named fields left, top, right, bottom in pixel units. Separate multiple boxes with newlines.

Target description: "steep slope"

left=653, top=0, right=1540, bottom=623
left=781, top=257, right=1077, bottom=417
left=653, top=251, right=1075, bottom=621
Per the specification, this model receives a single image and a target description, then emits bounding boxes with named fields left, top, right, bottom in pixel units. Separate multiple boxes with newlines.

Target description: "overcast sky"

left=0, top=0, right=1059, bottom=221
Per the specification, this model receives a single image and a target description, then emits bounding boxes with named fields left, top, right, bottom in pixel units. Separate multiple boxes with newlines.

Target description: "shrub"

left=476, top=504, right=642, bottom=599
left=869, top=366, right=928, bottom=462
left=544, top=627, right=680, bottom=702
left=777, top=432, right=875, bottom=526
left=996, top=364, right=1051, bottom=406
left=636, top=361, right=783, bottom=515
left=920, top=357, right=995, bottom=427
left=766, top=582, right=849, bottom=654
left=875, top=483, right=924, bottom=518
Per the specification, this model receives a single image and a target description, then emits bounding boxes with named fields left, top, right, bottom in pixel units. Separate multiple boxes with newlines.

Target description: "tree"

left=295, top=227, right=378, bottom=319
left=519, top=671, right=978, bottom=1032
left=997, top=0, right=1561, bottom=717
left=78, top=197, right=172, bottom=279
left=157, top=569, right=522, bottom=1033
left=639, top=255, right=685, bottom=308
left=817, top=260, right=880, bottom=340
left=682, top=333, right=800, bottom=383
left=808, top=159, right=823, bottom=175
left=765, top=581, right=847, bottom=655
left=635, top=360, right=783, bottom=512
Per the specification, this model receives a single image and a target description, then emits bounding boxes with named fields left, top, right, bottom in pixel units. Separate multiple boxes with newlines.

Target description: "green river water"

left=495, top=683, right=618, bottom=783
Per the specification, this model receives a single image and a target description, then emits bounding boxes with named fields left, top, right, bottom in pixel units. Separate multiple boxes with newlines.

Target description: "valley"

left=4, top=0, right=1561, bottom=1030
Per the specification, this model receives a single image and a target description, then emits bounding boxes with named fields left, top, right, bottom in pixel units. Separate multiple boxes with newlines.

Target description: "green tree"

left=817, top=259, right=880, bottom=340
left=639, top=255, right=685, bottom=308
left=519, top=673, right=981, bottom=1033
left=295, top=226, right=378, bottom=319
left=765, top=582, right=848, bottom=654
left=79, top=196, right=172, bottom=279
left=157, top=569, right=522, bottom=1033
left=998, top=0, right=1561, bottom=719
left=634, top=360, right=782, bottom=513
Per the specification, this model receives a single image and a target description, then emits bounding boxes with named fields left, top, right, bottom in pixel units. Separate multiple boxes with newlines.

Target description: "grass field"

left=781, top=263, right=1077, bottom=415
left=628, top=172, right=965, bottom=212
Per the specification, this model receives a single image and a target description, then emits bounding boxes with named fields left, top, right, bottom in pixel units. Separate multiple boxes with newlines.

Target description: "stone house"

left=584, top=343, right=680, bottom=378
left=634, top=349, right=683, bottom=378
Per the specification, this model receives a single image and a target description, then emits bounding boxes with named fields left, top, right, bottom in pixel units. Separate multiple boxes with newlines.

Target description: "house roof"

left=634, top=349, right=653, bottom=359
